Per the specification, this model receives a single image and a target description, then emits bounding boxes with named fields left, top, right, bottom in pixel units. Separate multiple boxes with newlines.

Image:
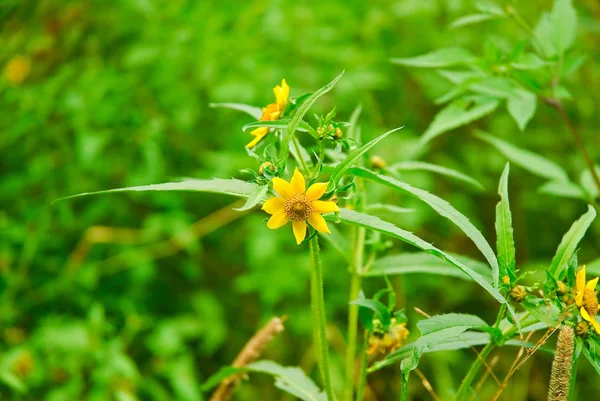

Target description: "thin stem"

left=355, top=331, right=369, bottom=401
left=547, top=99, right=600, bottom=197
left=292, top=135, right=310, bottom=174
left=454, top=342, right=496, bottom=401
left=310, top=237, right=336, bottom=401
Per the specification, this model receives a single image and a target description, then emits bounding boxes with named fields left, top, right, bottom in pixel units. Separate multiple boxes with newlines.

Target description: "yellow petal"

left=290, top=168, right=305, bottom=194
left=262, top=197, right=285, bottom=214
left=306, top=182, right=328, bottom=200
left=247, top=128, right=269, bottom=148
left=272, top=177, right=295, bottom=199
left=586, top=276, right=599, bottom=292
left=312, top=200, right=340, bottom=214
left=576, top=290, right=584, bottom=307
left=581, top=306, right=592, bottom=322
left=274, top=79, right=289, bottom=110
left=591, top=318, right=600, bottom=334
left=308, top=212, right=330, bottom=233
left=577, top=266, right=586, bottom=293
left=267, top=212, right=289, bottom=229
left=292, top=220, right=307, bottom=244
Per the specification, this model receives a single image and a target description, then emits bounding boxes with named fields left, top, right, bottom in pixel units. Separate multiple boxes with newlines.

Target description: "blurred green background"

left=2, top=0, right=600, bottom=400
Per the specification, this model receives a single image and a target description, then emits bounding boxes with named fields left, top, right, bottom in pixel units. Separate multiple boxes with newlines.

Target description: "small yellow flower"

left=247, top=79, right=290, bottom=148
left=262, top=168, right=339, bottom=244
left=575, top=265, right=600, bottom=334
left=367, top=319, right=410, bottom=356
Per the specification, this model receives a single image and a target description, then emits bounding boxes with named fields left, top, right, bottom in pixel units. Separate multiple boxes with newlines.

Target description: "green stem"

left=310, top=237, right=336, bottom=401
left=454, top=342, right=496, bottom=401
left=355, top=331, right=369, bottom=401
left=292, top=135, right=310, bottom=174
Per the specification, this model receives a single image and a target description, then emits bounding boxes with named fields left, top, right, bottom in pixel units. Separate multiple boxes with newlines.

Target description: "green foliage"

left=495, top=163, right=516, bottom=282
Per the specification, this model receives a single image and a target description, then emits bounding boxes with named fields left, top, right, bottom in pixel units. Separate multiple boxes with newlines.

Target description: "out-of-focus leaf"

left=210, top=103, right=262, bottom=119
left=579, top=165, right=600, bottom=199
left=246, top=360, right=326, bottom=401
left=364, top=252, right=492, bottom=281
left=495, top=163, right=516, bottom=282
left=507, top=90, right=537, bottom=131
left=242, top=119, right=314, bottom=135
left=320, top=224, right=352, bottom=262
left=391, top=48, right=476, bottom=68
left=347, top=168, right=499, bottom=285
left=449, top=14, right=503, bottom=29
left=200, top=366, right=242, bottom=392
left=366, top=204, right=414, bottom=214
left=533, top=0, right=577, bottom=58
left=511, top=53, right=549, bottom=70
left=538, top=180, right=586, bottom=200
left=389, top=161, right=484, bottom=190
left=54, top=179, right=260, bottom=203
left=421, top=96, right=500, bottom=145
left=476, top=131, right=569, bottom=181
left=0, top=372, right=26, bottom=393
left=548, top=205, right=597, bottom=278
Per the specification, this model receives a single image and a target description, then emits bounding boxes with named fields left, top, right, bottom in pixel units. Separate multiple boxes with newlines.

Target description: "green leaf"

left=418, top=313, right=489, bottom=336
left=279, top=71, right=345, bottom=165
left=391, top=48, right=476, bottom=68
left=366, top=204, right=414, bottom=214
left=582, top=345, right=600, bottom=376
left=579, top=165, right=600, bottom=200
left=449, top=14, right=502, bottom=29
left=0, top=372, right=26, bottom=393
left=54, top=178, right=260, bottom=203
left=538, top=180, right=586, bottom=200
left=246, top=360, right=326, bottom=401
left=200, top=366, right=242, bottom=391
left=586, top=258, right=600, bottom=276
left=533, top=0, right=577, bottom=58
left=364, top=252, right=492, bottom=281
left=242, top=119, right=314, bottom=135
left=421, top=96, right=500, bottom=145
left=389, top=161, right=484, bottom=190
left=511, top=53, right=549, bottom=70
left=349, top=298, right=392, bottom=329
left=209, top=102, right=262, bottom=119
left=507, top=90, right=537, bottom=131
left=548, top=205, right=597, bottom=278
left=319, top=224, right=352, bottom=263
left=495, top=163, right=516, bottom=282
left=329, top=126, right=403, bottom=185
left=476, top=131, right=569, bottom=181
left=347, top=168, right=499, bottom=286
left=326, top=209, right=510, bottom=310
left=401, top=326, right=469, bottom=374
left=233, top=185, right=268, bottom=211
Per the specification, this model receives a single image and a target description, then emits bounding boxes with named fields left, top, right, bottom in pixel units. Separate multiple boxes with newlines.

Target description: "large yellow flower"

left=575, top=265, right=600, bottom=334
left=246, top=79, right=290, bottom=148
left=262, top=168, right=339, bottom=244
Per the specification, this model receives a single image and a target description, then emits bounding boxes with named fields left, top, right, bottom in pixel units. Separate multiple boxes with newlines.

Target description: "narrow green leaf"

left=476, top=131, right=569, bottom=181
left=210, top=102, right=262, bottom=119
left=421, top=96, right=500, bottom=145
left=242, top=119, right=314, bottom=135
left=246, top=360, right=326, bottom=401
left=349, top=298, right=392, bottom=328
left=326, top=209, right=511, bottom=311
left=495, top=163, right=516, bottom=282
left=233, top=185, right=268, bottom=211
left=389, top=161, right=484, bottom=191
left=391, top=48, right=477, bottom=68
left=329, top=126, right=403, bottom=185
left=364, top=252, right=492, bottom=281
left=0, top=372, right=26, bottom=393
left=279, top=71, right=345, bottom=165
left=549, top=205, right=597, bottom=277
left=582, top=345, right=600, bottom=376
left=200, top=366, right=242, bottom=391
left=538, top=180, right=586, bottom=200
left=418, top=313, right=489, bottom=336
left=347, top=167, right=500, bottom=286
left=54, top=178, right=261, bottom=203
left=366, top=204, right=414, bottom=214
left=449, top=14, right=502, bottom=29
left=511, top=53, right=549, bottom=70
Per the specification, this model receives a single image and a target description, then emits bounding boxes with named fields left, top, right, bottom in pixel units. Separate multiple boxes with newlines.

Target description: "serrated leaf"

left=476, top=131, right=569, bottom=181
left=347, top=167, right=499, bottom=286
left=54, top=178, right=261, bottom=203
left=548, top=205, right=597, bottom=278
left=246, top=360, right=326, bottom=401
left=329, top=127, right=403, bottom=185
left=391, top=48, right=476, bottom=68
left=233, top=185, right=268, bottom=211
left=242, top=119, right=314, bottom=135
left=210, top=102, right=262, bottom=119
left=326, top=209, right=511, bottom=310
left=364, top=252, right=492, bottom=281
left=507, top=90, right=537, bottom=131
left=418, top=313, right=489, bottom=336
left=421, top=96, right=500, bottom=145
left=280, top=71, right=345, bottom=165
left=389, top=161, right=484, bottom=190
left=495, top=163, right=516, bottom=282
left=538, top=180, right=586, bottom=200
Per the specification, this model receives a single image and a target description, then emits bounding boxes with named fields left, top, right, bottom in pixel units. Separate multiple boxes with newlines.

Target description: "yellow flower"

left=262, top=168, right=339, bottom=244
left=575, top=265, right=600, bottom=334
left=247, top=79, right=290, bottom=148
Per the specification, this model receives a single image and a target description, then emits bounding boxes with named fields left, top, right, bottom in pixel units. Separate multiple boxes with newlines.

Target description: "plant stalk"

left=355, top=331, right=369, bottom=401
left=310, top=237, right=336, bottom=401
left=455, top=342, right=496, bottom=401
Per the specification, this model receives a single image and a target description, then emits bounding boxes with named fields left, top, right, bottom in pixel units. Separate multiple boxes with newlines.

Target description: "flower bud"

left=501, top=275, right=510, bottom=285
left=370, top=155, right=387, bottom=170
left=509, top=285, right=527, bottom=302
left=575, top=321, right=589, bottom=337
left=259, top=162, right=276, bottom=175
left=556, top=281, right=568, bottom=296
